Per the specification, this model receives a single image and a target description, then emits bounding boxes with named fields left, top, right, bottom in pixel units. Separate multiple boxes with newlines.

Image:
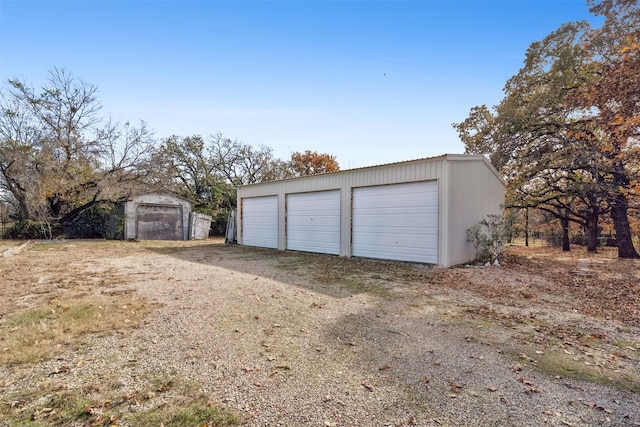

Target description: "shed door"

left=136, top=204, right=184, bottom=240
left=352, top=181, right=438, bottom=263
left=286, top=191, right=340, bottom=255
left=242, top=196, right=278, bottom=248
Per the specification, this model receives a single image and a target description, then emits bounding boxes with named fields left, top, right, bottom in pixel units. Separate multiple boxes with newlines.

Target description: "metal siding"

left=448, top=161, right=505, bottom=266
left=235, top=155, right=505, bottom=266
left=242, top=196, right=278, bottom=248
left=286, top=190, right=340, bottom=255
left=352, top=181, right=438, bottom=263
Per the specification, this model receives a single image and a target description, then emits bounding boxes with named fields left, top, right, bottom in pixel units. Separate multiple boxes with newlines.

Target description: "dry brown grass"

left=1, top=239, right=639, bottom=426
left=0, top=239, right=242, bottom=427
left=0, top=296, right=152, bottom=366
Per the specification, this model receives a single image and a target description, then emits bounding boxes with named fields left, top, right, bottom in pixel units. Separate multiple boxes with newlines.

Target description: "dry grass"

left=5, top=369, right=243, bottom=427
left=0, top=239, right=242, bottom=427
left=0, top=296, right=152, bottom=366
left=1, top=239, right=639, bottom=426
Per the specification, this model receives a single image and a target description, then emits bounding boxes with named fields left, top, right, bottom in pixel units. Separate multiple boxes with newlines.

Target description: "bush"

left=5, top=220, right=60, bottom=239
left=468, top=212, right=510, bottom=263
left=64, top=203, right=121, bottom=239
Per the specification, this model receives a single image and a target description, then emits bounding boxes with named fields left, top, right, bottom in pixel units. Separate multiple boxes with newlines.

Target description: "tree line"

left=454, top=0, right=639, bottom=258
left=0, top=68, right=339, bottom=238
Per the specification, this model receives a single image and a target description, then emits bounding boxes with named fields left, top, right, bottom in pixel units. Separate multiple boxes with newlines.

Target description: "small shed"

left=124, top=192, right=193, bottom=241
left=236, top=154, right=505, bottom=267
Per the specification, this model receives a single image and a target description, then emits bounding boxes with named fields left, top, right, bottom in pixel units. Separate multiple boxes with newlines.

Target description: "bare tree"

left=0, top=68, right=154, bottom=229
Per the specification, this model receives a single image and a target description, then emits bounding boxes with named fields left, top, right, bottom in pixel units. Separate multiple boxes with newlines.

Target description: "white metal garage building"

left=236, top=154, right=505, bottom=267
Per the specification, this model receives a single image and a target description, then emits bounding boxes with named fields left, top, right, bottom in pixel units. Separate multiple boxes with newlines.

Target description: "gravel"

left=1, top=241, right=639, bottom=426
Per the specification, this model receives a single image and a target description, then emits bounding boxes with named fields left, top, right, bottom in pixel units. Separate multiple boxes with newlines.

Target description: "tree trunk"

left=561, top=216, right=571, bottom=252
left=524, top=208, right=529, bottom=247
left=611, top=197, right=640, bottom=259
left=610, top=163, right=640, bottom=259
left=586, top=207, right=599, bottom=252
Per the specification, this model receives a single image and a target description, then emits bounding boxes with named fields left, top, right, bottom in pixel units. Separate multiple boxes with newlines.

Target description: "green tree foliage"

left=454, top=0, right=640, bottom=258
left=150, top=135, right=236, bottom=235
left=150, top=135, right=342, bottom=235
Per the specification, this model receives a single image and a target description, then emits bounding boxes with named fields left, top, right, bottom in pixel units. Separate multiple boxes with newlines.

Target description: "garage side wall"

left=447, top=159, right=505, bottom=266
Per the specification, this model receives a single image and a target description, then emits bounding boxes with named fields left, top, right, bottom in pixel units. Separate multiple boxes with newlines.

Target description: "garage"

left=236, top=154, right=505, bottom=267
left=242, top=196, right=278, bottom=248
left=352, top=181, right=438, bottom=263
left=286, top=190, right=340, bottom=255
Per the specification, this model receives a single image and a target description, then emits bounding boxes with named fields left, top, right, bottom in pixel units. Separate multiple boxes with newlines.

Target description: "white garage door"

left=242, top=196, right=278, bottom=248
left=287, top=191, right=340, bottom=255
left=352, top=181, right=438, bottom=264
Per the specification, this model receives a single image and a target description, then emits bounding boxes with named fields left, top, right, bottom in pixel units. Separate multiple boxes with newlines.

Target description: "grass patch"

left=3, top=387, right=93, bottom=426
left=131, top=397, right=243, bottom=427
left=2, top=373, right=242, bottom=427
left=462, top=305, right=640, bottom=395
left=0, top=296, right=153, bottom=366
left=534, top=350, right=640, bottom=394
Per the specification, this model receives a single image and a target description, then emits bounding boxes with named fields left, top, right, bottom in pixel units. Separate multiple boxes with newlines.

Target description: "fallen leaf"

left=518, top=376, right=535, bottom=386
left=361, top=382, right=374, bottom=392
left=519, top=353, right=536, bottom=362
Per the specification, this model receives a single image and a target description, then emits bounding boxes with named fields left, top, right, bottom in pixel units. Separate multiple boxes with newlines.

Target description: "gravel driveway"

left=1, top=240, right=639, bottom=426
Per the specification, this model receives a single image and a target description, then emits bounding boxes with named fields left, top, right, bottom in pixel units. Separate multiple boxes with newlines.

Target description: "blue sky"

left=1, top=0, right=598, bottom=169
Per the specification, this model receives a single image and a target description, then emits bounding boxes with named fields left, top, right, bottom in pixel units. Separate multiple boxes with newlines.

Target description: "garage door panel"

left=287, top=191, right=340, bottom=255
left=288, top=216, right=339, bottom=227
left=357, top=193, right=434, bottom=205
left=352, top=181, right=438, bottom=264
left=353, top=232, right=436, bottom=247
left=354, top=213, right=437, bottom=226
left=242, top=196, right=278, bottom=248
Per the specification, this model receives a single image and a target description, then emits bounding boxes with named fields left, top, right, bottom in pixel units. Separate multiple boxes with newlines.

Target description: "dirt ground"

left=0, top=239, right=639, bottom=426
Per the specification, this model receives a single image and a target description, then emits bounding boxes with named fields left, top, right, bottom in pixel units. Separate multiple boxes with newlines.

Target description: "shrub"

left=468, top=212, right=511, bottom=263
left=5, top=220, right=60, bottom=239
